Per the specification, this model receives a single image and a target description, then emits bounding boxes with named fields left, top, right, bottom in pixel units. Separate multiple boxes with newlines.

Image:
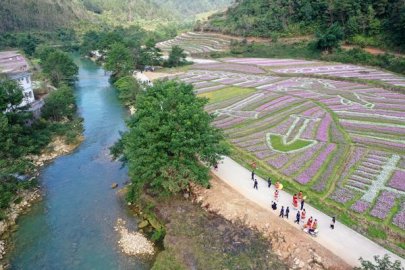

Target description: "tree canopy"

left=0, top=79, right=24, bottom=112
left=165, top=46, right=188, bottom=67
left=204, top=0, right=405, bottom=50
left=38, top=48, right=78, bottom=87
left=113, top=80, right=229, bottom=200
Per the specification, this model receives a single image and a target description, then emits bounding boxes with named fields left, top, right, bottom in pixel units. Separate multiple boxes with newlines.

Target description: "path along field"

left=162, top=58, right=405, bottom=257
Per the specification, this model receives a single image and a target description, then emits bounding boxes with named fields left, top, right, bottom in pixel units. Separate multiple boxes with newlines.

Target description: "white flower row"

left=361, top=154, right=400, bottom=202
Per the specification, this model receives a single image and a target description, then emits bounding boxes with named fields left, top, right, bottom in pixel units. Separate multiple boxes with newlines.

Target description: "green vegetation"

left=224, top=41, right=405, bottom=75
left=113, top=76, right=142, bottom=107
left=0, top=53, right=82, bottom=214
left=104, top=43, right=133, bottom=79
left=37, top=47, right=79, bottom=87
left=204, top=0, right=405, bottom=51
left=151, top=249, right=186, bottom=270
left=367, top=226, right=387, bottom=240
left=267, top=135, right=313, bottom=152
left=316, top=23, right=344, bottom=51
left=198, top=87, right=255, bottom=104
left=0, top=0, right=232, bottom=33
left=112, top=80, right=229, bottom=201
left=354, top=255, right=403, bottom=270
left=149, top=196, right=287, bottom=269
left=41, top=85, right=76, bottom=122
left=164, top=46, right=188, bottom=68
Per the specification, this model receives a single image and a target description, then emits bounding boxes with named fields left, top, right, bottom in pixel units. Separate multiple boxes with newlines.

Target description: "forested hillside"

left=203, top=0, right=405, bottom=50
left=0, top=0, right=233, bottom=33
left=0, top=0, right=90, bottom=33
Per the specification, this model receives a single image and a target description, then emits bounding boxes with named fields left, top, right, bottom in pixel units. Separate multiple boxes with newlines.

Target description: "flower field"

left=156, top=32, right=232, bottom=54
left=223, top=58, right=405, bottom=87
left=167, top=59, right=405, bottom=235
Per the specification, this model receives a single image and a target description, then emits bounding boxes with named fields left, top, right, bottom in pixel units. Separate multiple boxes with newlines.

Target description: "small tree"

left=354, top=255, right=403, bottom=270
left=42, top=85, right=75, bottom=122
left=105, top=42, right=133, bottom=79
left=165, top=45, right=188, bottom=67
left=0, top=79, right=23, bottom=112
left=40, top=49, right=78, bottom=87
left=316, top=23, right=344, bottom=52
left=113, top=76, right=142, bottom=107
left=113, top=80, right=229, bottom=201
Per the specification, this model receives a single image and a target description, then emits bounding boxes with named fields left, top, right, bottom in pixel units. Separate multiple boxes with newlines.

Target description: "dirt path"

left=341, top=45, right=404, bottom=57
left=205, top=156, right=405, bottom=267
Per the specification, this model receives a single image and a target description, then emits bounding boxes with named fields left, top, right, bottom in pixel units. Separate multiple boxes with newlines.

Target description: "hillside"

left=0, top=0, right=234, bottom=33
left=203, top=0, right=405, bottom=50
left=0, top=0, right=90, bottom=32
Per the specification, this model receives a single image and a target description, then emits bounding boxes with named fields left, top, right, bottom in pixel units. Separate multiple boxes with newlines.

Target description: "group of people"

left=250, top=166, right=339, bottom=236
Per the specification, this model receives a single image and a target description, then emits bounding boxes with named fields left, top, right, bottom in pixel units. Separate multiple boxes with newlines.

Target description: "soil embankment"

left=151, top=195, right=288, bottom=269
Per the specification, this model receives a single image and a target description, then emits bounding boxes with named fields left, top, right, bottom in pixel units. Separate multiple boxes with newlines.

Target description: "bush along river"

left=6, top=57, right=150, bottom=269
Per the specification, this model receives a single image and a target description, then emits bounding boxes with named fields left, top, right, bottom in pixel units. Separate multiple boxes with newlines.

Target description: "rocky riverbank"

left=115, top=218, right=154, bottom=256
left=0, top=136, right=83, bottom=268
left=0, top=188, right=41, bottom=267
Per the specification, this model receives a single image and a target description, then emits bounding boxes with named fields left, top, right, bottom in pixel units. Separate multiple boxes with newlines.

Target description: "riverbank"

left=137, top=194, right=288, bottom=269
left=0, top=135, right=83, bottom=268
left=123, top=178, right=346, bottom=269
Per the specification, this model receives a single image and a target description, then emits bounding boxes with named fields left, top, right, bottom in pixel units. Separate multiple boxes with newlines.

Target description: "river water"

left=8, top=57, right=149, bottom=269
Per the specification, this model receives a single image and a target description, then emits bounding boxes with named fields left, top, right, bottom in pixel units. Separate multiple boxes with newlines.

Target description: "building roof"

left=0, top=51, right=30, bottom=75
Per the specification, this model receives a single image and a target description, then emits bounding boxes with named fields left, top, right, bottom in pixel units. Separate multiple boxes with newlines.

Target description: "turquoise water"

left=8, top=58, right=149, bottom=269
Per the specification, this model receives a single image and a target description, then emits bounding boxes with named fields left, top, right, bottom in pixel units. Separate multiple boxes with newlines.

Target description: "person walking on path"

left=267, top=177, right=272, bottom=188
left=251, top=161, right=257, bottom=170
left=330, top=216, right=336, bottom=229
left=298, top=190, right=303, bottom=201
left=271, top=201, right=277, bottom=210
left=301, top=209, right=306, bottom=223
left=300, top=199, right=305, bottom=210
left=285, top=206, right=290, bottom=219
left=295, top=211, right=300, bottom=224
left=274, top=189, right=279, bottom=201
left=253, top=178, right=258, bottom=190
left=251, top=170, right=255, bottom=181
left=279, top=206, right=284, bottom=218
left=293, top=194, right=298, bottom=208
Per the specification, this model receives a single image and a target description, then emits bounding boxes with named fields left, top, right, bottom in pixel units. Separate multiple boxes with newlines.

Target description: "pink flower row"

left=295, top=144, right=336, bottom=184
left=369, top=191, right=398, bottom=219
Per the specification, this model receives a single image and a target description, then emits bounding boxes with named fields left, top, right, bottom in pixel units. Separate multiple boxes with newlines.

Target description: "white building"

left=0, top=51, right=35, bottom=108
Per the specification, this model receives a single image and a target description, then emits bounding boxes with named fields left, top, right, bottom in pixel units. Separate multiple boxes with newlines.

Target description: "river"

left=8, top=57, right=150, bottom=269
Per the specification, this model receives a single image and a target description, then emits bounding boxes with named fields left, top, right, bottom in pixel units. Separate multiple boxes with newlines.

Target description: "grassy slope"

left=198, top=86, right=255, bottom=104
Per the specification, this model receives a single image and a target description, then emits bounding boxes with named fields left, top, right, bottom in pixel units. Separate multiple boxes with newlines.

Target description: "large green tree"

left=41, top=85, right=76, bottom=122
left=114, top=80, right=228, bottom=200
left=0, top=79, right=24, bottom=111
left=40, top=49, right=78, bottom=87
left=165, top=45, right=188, bottom=67
left=113, top=76, right=142, bottom=107
left=105, top=42, right=133, bottom=79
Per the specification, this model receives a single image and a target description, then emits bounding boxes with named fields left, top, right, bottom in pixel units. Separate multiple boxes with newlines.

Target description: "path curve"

left=212, top=156, right=405, bottom=267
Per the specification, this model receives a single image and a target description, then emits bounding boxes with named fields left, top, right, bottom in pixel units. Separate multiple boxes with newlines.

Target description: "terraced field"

left=165, top=61, right=405, bottom=236
left=224, top=58, right=405, bottom=87
left=156, top=32, right=232, bottom=54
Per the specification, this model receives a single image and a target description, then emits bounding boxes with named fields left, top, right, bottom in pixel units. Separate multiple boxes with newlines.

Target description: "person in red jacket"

left=292, top=194, right=298, bottom=208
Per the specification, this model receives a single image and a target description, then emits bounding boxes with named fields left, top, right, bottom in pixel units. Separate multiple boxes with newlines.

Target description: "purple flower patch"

left=369, top=191, right=398, bottom=219
left=392, top=202, right=405, bottom=230
left=388, top=170, right=405, bottom=192
left=351, top=200, right=370, bottom=213
left=329, top=188, right=355, bottom=204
